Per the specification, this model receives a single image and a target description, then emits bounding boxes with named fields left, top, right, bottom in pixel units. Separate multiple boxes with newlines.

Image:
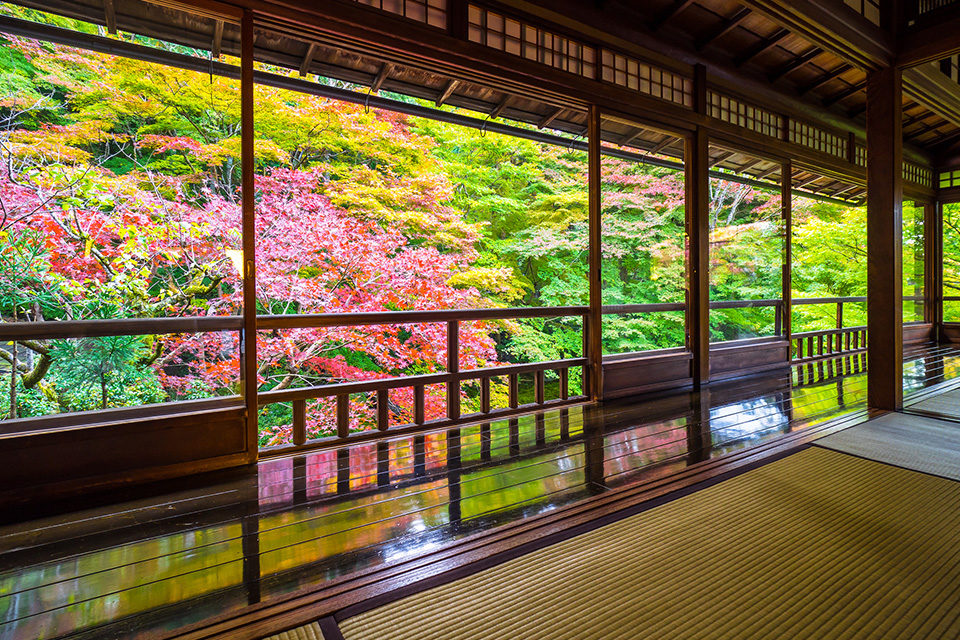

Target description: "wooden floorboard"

left=1, top=345, right=959, bottom=640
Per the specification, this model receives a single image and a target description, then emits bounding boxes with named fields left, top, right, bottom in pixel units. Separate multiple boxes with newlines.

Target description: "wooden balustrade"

left=256, top=307, right=592, bottom=454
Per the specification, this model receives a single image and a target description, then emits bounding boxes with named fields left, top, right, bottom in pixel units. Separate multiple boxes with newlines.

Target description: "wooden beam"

left=435, top=79, right=460, bottom=106
left=736, top=28, right=790, bottom=67
left=734, top=157, right=764, bottom=173
left=650, top=135, right=676, bottom=154
left=489, top=95, right=511, bottom=119
left=866, top=65, right=903, bottom=410
left=737, top=0, right=892, bottom=70
left=298, top=42, right=317, bottom=77
left=103, top=0, right=116, bottom=35
left=899, top=15, right=960, bottom=68
left=538, top=106, right=564, bottom=129
left=923, top=202, right=940, bottom=332
left=709, top=150, right=736, bottom=167
left=587, top=106, right=603, bottom=401
left=697, top=7, right=751, bottom=50
left=240, top=9, right=258, bottom=461
left=769, top=47, right=823, bottom=82
left=823, top=80, right=866, bottom=107
left=211, top=19, right=224, bottom=59
left=370, top=62, right=392, bottom=93
left=799, top=63, right=852, bottom=95
left=650, top=0, right=697, bottom=31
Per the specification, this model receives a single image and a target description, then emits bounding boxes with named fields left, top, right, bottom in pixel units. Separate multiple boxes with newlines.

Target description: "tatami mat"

left=337, top=447, right=960, bottom=640
left=816, top=412, right=960, bottom=481
left=262, top=622, right=325, bottom=640
left=908, top=387, right=960, bottom=420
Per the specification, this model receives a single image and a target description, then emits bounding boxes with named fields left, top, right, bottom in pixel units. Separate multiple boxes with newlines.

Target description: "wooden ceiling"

left=6, top=0, right=960, bottom=203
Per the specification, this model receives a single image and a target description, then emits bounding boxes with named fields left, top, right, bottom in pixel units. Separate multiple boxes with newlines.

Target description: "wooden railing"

left=256, top=306, right=591, bottom=452
left=790, top=296, right=866, bottom=362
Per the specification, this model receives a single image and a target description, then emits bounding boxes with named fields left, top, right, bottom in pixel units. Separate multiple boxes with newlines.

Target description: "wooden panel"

left=709, top=338, right=791, bottom=379
left=940, top=323, right=960, bottom=343
left=904, top=322, right=934, bottom=344
left=0, top=408, right=246, bottom=507
left=602, top=350, right=692, bottom=399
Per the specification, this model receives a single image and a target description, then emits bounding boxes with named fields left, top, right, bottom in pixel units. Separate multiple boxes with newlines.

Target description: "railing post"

left=377, top=388, right=389, bottom=431
left=292, top=399, right=306, bottom=446
left=446, top=320, right=460, bottom=420
left=337, top=393, right=349, bottom=439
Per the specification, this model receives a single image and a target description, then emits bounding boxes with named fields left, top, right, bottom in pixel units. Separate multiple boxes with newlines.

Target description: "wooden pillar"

left=587, top=105, right=604, bottom=401
left=240, top=10, right=258, bottom=460
left=782, top=160, right=792, bottom=341
left=687, top=65, right=710, bottom=387
left=866, top=66, right=903, bottom=410
left=925, top=201, right=943, bottom=340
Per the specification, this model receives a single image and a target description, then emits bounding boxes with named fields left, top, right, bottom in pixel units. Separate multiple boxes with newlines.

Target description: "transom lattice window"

left=708, top=91, right=782, bottom=138
left=789, top=121, right=847, bottom=159
left=599, top=49, right=692, bottom=107
left=903, top=161, right=933, bottom=188
left=468, top=5, right=596, bottom=78
left=940, top=168, right=960, bottom=188
left=354, top=0, right=447, bottom=28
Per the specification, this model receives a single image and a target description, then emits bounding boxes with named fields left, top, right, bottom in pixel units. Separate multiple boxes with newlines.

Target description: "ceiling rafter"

left=768, top=47, right=822, bottom=82
left=736, top=28, right=790, bottom=67
left=823, top=80, right=866, bottom=107
left=696, top=7, right=751, bottom=50
left=799, top=63, right=852, bottom=96
left=538, top=106, right=564, bottom=129
left=370, top=62, right=393, bottom=93
left=650, top=0, right=697, bottom=31
left=435, top=79, right=460, bottom=106
left=298, top=42, right=317, bottom=77
left=211, top=19, right=224, bottom=59
left=103, top=0, right=116, bottom=34
left=489, top=95, right=511, bottom=119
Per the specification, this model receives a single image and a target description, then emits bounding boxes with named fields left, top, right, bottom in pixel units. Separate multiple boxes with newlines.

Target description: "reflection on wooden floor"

left=2, top=344, right=959, bottom=640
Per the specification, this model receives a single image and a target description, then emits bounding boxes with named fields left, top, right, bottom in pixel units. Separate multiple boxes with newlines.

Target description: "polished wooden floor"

left=2, top=344, right=960, bottom=640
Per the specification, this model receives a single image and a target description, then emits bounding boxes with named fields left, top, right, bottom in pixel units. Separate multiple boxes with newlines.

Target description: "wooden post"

left=688, top=64, right=710, bottom=386
left=781, top=160, right=792, bottom=342
left=924, top=201, right=942, bottom=340
left=446, top=320, right=460, bottom=419
left=866, top=65, right=903, bottom=410
left=240, top=10, right=258, bottom=461
left=587, top=105, right=604, bottom=400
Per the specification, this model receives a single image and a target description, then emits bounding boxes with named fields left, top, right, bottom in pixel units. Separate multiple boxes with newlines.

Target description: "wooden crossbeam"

left=212, top=20, right=224, bottom=59
left=650, top=0, right=697, bottom=31
left=489, top=95, right=511, bottom=119
left=371, top=63, right=392, bottom=93
left=619, top=129, right=645, bottom=148
left=734, top=157, right=764, bottom=173
left=650, top=135, right=676, bottom=154
left=103, top=0, right=116, bottom=35
left=538, top=106, right=564, bottom=129
left=822, top=80, right=866, bottom=107
left=709, top=150, right=736, bottom=167
left=799, top=63, right=852, bottom=95
left=769, top=47, right=823, bottom=82
left=736, top=28, right=790, bottom=67
left=298, top=42, right=317, bottom=77
left=697, top=8, right=751, bottom=50
left=755, top=165, right=781, bottom=179
left=436, top=79, right=460, bottom=107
